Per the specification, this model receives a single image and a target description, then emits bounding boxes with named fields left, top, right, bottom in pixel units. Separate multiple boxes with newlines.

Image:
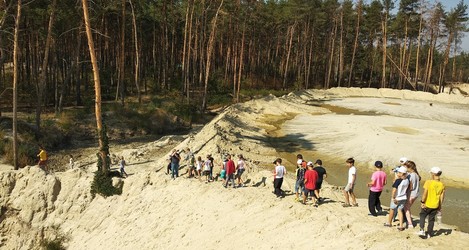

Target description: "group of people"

left=167, top=148, right=249, bottom=187
left=272, top=154, right=327, bottom=208
left=271, top=155, right=445, bottom=239
left=364, top=157, right=445, bottom=239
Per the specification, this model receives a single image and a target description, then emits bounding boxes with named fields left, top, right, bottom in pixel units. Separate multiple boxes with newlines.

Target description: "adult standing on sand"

left=419, top=167, right=445, bottom=239
left=273, top=158, right=286, bottom=198
left=343, top=158, right=358, bottom=207
left=367, top=161, right=387, bottom=216
left=170, top=149, right=181, bottom=180
left=37, top=146, right=48, bottom=172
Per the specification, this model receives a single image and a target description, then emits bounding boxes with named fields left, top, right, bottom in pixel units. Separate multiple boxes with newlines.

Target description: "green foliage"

left=90, top=169, right=123, bottom=198
left=40, top=226, right=69, bottom=250
left=90, top=125, right=122, bottom=198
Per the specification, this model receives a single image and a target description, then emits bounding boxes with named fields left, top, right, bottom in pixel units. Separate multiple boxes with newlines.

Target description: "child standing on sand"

left=196, top=156, right=203, bottom=177
left=385, top=166, right=411, bottom=231
left=419, top=167, right=445, bottom=239
left=367, top=161, right=387, bottom=216
left=119, top=156, right=128, bottom=178
left=404, top=161, right=421, bottom=228
left=203, top=155, right=212, bottom=183
left=303, top=162, right=319, bottom=207
left=343, top=158, right=358, bottom=207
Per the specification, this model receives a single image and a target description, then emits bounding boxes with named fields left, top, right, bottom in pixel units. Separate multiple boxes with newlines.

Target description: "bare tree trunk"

left=338, top=9, right=344, bottom=87
left=82, top=0, right=108, bottom=173
left=414, top=2, right=424, bottom=86
left=348, top=0, right=362, bottom=87
left=236, top=25, right=245, bottom=103
left=201, top=0, right=223, bottom=112
left=283, top=24, right=295, bottom=90
left=438, top=32, right=454, bottom=93
left=129, top=0, right=141, bottom=104
left=326, top=17, right=338, bottom=89
left=13, top=0, right=21, bottom=170
left=381, top=15, right=387, bottom=88
left=35, top=0, right=57, bottom=134
left=116, top=0, right=125, bottom=105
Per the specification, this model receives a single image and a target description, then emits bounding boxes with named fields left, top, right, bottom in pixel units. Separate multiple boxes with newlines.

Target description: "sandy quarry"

left=1, top=87, right=468, bottom=249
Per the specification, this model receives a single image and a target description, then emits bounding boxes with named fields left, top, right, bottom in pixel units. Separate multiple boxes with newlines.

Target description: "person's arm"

left=420, top=188, right=428, bottom=208
left=392, top=188, right=397, bottom=204
left=438, top=189, right=445, bottom=211
left=351, top=174, right=356, bottom=185
left=367, top=178, right=375, bottom=187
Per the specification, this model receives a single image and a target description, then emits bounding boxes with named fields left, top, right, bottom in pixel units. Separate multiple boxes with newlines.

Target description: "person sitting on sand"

left=418, top=167, right=445, bottom=239
left=303, top=162, right=318, bottom=207
left=273, top=158, right=286, bottom=198
left=294, top=154, right=307, bottom=202
left=367, top=161, right=387, bottom=216
left=385, top=166, right=411, bottom=231
left=342, top=158, right=358, bottom=207
left=313, top=159, right=327, bottom=203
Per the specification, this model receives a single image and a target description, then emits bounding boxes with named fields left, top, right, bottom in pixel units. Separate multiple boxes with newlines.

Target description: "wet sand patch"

left=383, top=126, right=420, bottom=135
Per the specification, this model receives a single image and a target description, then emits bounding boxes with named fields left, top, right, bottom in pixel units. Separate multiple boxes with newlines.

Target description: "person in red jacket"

left=223, top=154, right=236, bottom=188
left=303, top=162, right=319, bottom=207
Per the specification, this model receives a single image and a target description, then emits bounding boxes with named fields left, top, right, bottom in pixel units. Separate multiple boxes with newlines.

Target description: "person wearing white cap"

left=385, top=166, right=411, bottom=231
left=418, top=167, right=445, bottom=239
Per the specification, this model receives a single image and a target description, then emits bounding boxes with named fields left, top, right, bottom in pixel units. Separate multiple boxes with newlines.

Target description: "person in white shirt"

left=343, top=158, right=358, bottom=207
left=273, top=158, right=286, bottom=198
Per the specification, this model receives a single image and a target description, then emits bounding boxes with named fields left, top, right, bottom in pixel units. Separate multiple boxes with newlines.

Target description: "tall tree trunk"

left=82, top=0, right=108, bottom=173
left=116, top=0, right=125, bottom=105
left=35, top=0, right=57, bottom=134
left=13, top=0, right=21, bottom=170
left=236, top=25, right=245, bottom=103
left=129, top=0, right=141, bottom=104
left=381, top=14, right=387, bottom=88
left=283, top=24, right=295, bottom=90
left=338, top=9, right=344, bottom=87
left=348, top=0, right=362, bottom=87
left=201, top=0, right=223, bottom=112
left=438, top=32, right=454, bottom=93
left=414, top=2, right=424, bottom=86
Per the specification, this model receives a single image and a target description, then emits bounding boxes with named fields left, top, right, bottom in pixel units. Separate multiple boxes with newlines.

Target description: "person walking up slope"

left=419, top=167, right=445, bottom=239
left=223, top=154, right=236, bottom=188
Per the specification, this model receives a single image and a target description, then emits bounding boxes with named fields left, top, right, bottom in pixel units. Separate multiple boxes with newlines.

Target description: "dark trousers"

left=274, top=178, right=284, bottom=197
left=368, top=190, right=382, bottom=216
left=420, top=207, right=438, bottom=234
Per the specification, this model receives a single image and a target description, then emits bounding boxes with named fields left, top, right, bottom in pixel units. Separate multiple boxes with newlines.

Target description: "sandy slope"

left=1, top=88, right=468, bottom=249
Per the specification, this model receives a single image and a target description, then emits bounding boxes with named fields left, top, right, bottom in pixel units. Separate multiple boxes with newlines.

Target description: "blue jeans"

left=171, top=162, right=179, bottom=178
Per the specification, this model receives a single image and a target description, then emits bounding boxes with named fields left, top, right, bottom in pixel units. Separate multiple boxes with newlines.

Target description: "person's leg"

left=419, top=208, right=429, bottom=232
left=427, top=208, right=438, bottom=236
left=210, top=167, right=213, bottom=180
left=294, top=181, right=300, bottom=200
left=273, top=178, right=280, bottom=196
left=404, top=197, right=416, bottom=228
left=398, top=203, right=405, bottom=229
left=231, top=174, right=235, bottom=187
left=387, top=208, right=395, bottom=226
left=368, top=191, right=377, bottom=216
left=171, top=163, right=176, bottom=178
left=350, top=190, right=357, bottom=205
left=376, top=191, right=382, bottom=212
left=303, top=190, right=307, bottom=204
left=343, top=189, right=350, bottom=205
left=278, top=178, right=284, bottom=197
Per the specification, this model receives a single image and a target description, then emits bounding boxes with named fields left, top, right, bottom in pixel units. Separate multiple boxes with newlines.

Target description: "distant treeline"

left=0, top=0, right=468, bottom=112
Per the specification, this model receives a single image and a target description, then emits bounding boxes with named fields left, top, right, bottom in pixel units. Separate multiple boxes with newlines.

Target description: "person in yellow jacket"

left=418, top=167, right=445, bottom=239
left=37, top=146, right=48, bottom=172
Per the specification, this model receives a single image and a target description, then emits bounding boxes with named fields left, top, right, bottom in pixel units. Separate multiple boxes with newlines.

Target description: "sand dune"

left=1, top=88, right=468, bottom=249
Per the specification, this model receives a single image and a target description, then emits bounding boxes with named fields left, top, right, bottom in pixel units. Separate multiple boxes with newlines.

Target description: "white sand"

left=0, top=88, right=468, bottom=249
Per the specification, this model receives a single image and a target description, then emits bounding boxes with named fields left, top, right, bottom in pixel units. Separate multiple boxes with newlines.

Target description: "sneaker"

left=418, top=230, right=426, bottom=237
left=342, top=204, right=352, bottom=207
